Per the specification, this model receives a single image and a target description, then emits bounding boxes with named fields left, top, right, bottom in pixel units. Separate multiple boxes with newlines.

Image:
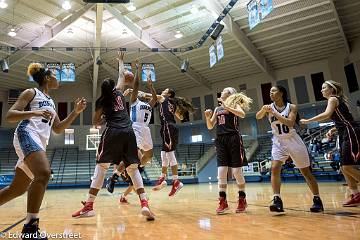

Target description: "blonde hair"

left=325, top=80, right=349, bottom=105
left=27, top=63, right=50, bottom=85
left=224, top=92, right=253, bottom=111
left=27, top=63, right=43, bottom=77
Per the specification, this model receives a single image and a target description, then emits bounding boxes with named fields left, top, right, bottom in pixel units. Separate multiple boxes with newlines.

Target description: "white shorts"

left=271, top=133, right=310, bottom=169
left=13, top=130, right=46, bottom=180
left=132, top=123, right=153, bottom=152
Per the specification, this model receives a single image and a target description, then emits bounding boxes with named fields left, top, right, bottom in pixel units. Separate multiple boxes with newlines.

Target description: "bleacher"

left=146, top=143, right=214, bottom=179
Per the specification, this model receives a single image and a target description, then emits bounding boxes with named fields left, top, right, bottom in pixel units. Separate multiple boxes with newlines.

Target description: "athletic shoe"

left=72, top=201, right=95, bottom=218
left=152, top=176, right=167, bottom=191
left=168, top=179, right=183, bottom=197
left=269, top=196, right=284, bottom=213
left=216, top=197, right=229, bottom=214
left=236, top=197, right=247, bottom=213
left=105, top=176, right=116, bottom=194
left=343, top=193, right=360, bottom=207
left=140, top=199, right=155, bottom=221
left=310, top=196, right=324, bottom=212
left=119, top=196, right=129, bottom=205
left=21, top=218, right=48, bottom=240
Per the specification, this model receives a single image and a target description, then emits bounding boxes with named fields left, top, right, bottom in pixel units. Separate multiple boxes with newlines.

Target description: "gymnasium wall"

left=0, top=38, right=359, bottom=150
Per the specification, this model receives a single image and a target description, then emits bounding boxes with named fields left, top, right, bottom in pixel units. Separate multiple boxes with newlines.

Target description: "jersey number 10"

left=276, top=124, right=289, bottom=134
left=218, top=115, right=225, bottom=125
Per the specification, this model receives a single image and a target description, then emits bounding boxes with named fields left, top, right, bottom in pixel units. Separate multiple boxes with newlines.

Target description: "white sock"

left=139, top=193, right=147, bottom=201
left=87, top=194, right=96, bottom=202
left=351, top=189, right=359, bottom=195
left=219, top=187, right=226, bottom=192
left=314, top=194, right=320, bottom=197
left=172, top=175, right=179, bottom=181
left=25, top=213, right=38, bottom=224
left=273, top=194, right=281, bottom=198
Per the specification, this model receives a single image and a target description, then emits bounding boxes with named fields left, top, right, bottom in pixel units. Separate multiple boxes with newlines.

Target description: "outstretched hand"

left=116, top=51, right=125, bottom=61
left=74, top=97, right=87, bottom=114
left=123, top=88, right=133, bottom=96
left=147, top=78, right=153, bottom=87
left=204, top=109, right=213, bottom=119
left=299, top=119, right=309, bottom=125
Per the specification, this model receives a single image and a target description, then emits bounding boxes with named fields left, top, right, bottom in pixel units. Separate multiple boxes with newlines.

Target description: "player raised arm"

left=116, top=51, right=126, bottom=91
left=129, top=60, right=141, bottom=104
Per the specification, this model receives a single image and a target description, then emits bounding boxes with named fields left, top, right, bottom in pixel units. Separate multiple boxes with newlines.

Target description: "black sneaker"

left=105, top=174, right=118, bottom=193
left=310, top=196, right=324, bottom=212
left=21, top=218, right=48, bottom=240
left=269, top=196, right=284, bottom=213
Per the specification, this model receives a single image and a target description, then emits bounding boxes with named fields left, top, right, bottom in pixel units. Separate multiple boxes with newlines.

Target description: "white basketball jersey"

left=16, top=88, right=57, bottom=143
left=130, top=99, right=152, bottom=125
left=268, top=103, right=295, bottom=137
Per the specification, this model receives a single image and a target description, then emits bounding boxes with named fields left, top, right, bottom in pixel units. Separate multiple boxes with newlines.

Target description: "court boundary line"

left=0, top=207, right=49, bottom=235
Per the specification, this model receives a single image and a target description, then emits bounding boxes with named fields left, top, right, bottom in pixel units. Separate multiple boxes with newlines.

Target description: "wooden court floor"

left=0, top=182, right=359, bottom=240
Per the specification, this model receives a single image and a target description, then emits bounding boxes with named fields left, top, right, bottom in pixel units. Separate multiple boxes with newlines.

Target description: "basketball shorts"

left=160, top=123, right=178, bottom=152
left=339, top=126, right=360, bottom=165
left=215, top=133, right=247, bottom=168
left=132, top=123, right=153, bottom=152
left=271, top=133, right=310, bottom=169
left=97, top=127, right=139, bottom=167
left=13, top=129, right=47, bottom=180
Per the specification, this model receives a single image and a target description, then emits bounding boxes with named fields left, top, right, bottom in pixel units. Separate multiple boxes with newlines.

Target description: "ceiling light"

left=0, top=0, right=8, bottom=9
left=62, top=0, right=71, bottom=10
left=8, top=28, right=16, bottom=37
left=190, top=5, right=199, bottom=14
left=174, top=30, right=183, bottom=39
left=127, top=3, right=136, bottom=12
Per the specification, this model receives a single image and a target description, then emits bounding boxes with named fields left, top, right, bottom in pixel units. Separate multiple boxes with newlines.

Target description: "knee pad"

left=90, top=163, right=110, bottom=189
left=161, top=151, right=170, bottom=167
left=167, top=151, right=177, bottom=167
left=126, top=164, right=144, bottom=190
left=218, top=166, right=228, bottom=185
left=232, top=167, right=245, bottom=185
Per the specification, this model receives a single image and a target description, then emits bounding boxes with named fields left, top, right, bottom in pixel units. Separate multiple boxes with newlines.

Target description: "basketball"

left=124, top=71, right=134, bottom=85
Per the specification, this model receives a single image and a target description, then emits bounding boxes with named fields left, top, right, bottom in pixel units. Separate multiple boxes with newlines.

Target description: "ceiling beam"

left=204, top=0, right=275, bottom=81
left=7, top=3, right=95, bottom=67
left=104, top=4, right=212, bottom=90
left=92, top=4, right=103, bottom=115
left=329, top=0, right=350, bottom=54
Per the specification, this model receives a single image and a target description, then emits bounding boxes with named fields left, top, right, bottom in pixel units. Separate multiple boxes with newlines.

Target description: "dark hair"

left=275, top=85, right=300, bottom=125
left=95, top=78, right=116, bottom=117
left=168, top=88, right=175, bottom=98
left=27, top=63, right=51, bottom=86
left=276, top=85, right=289, bottom=104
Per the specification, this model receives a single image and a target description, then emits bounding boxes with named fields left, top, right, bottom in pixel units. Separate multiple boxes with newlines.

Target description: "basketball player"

left=127, top=87, right=194, bottom=196
left=300, top=80, right=360, bottom=206
left=256, top=85, right=324, bottom=213
left=72, top=52, right=155, bottom=220
left=0, top=63, right=86, bottom=239
left=204, top=87, right=252, bottom=214
left=105, top=61, right=157, bottom=194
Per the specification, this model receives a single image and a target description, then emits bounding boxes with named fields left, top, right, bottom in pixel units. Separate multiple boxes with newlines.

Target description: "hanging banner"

left=209, top=44, right=217, bottom=68
left=216, top=35, right=224, bottom=61
left=260, top=0, right=273, bottom=19
left=247, top=0, right=261, bottom=30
